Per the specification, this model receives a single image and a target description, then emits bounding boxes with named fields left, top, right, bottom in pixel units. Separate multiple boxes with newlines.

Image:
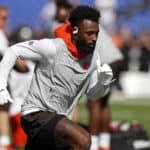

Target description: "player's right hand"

left=0, top=88, right=13, bottom=105
left=97, top=63, right=113, bottom=85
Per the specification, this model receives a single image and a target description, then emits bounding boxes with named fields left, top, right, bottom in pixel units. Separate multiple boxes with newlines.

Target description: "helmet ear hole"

left=72, top=26, right=79, bottom=35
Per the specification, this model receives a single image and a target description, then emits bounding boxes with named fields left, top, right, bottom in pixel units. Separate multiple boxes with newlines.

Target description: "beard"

left=76, top=39, right=96, bottom=54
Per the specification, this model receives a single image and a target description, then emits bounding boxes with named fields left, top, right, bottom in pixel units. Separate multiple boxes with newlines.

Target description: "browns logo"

left=83, top=61, right=89, bottom=69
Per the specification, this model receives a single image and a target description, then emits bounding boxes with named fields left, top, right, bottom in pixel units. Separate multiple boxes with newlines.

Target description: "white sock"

left=90, top=135, right=99, bottom=150
left=0, top=136, right=11, bottom=145
left=99, top=133, right=111, bottom=148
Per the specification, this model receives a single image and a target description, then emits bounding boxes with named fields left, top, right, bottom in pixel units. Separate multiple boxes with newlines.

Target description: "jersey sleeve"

left=0, top=38, right=57, bottom=88
left=11, top=38, right=57, bottom=61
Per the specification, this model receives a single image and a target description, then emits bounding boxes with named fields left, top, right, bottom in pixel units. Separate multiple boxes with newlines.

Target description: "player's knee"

left=78, top=132, right=91, bottom=149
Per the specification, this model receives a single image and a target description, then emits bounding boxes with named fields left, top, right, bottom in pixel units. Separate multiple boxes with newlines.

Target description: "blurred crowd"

left=5, top=0, right=150, bottom=75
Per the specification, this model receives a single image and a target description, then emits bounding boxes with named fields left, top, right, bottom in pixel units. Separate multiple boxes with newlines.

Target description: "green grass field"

left=78, top=98, right=150, bottom=137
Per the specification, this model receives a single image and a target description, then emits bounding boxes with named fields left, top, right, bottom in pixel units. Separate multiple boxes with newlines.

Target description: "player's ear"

left=72, top=26, right=79, bottom=35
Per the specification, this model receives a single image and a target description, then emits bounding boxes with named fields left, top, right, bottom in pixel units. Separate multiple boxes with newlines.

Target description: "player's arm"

left=14, top=59, right=29, bottom=73
left=0, top=39, right=56, bottom=104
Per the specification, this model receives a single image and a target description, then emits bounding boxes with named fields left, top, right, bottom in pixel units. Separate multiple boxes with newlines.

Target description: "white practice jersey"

left=0, top=38, right=110, bottom=117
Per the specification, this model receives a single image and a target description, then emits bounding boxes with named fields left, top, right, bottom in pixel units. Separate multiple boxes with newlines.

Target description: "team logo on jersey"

left=83, top=61, right=89, bottom=69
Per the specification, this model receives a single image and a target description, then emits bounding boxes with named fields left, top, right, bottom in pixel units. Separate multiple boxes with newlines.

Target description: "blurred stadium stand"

left=0, top=0, right=149, bottom=36
left=0, top=0, right=94, bottom=31
left=117, top=0, right=150, bottom=36
left=0, top=0, right=48, bottom=31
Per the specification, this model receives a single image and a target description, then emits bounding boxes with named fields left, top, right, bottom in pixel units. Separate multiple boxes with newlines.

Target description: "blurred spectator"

left=119, top=27, right=150, bottom=73
left=127, top=37, right=141, bottom=72
left=9, top=25, right=35, bottom=149
left=0, top=6, right=13, bottom=150
left=40, top=0, right=72, bottom=36
left=94, top=0, right=118, bottom=33
left=0, top=7, right=29, bottom=150
left=10, top=25, right=34, bottom=44
left=119, top=27, right=133, bottom=72
left=40, top=0, right=57, bottom=32
left=68, top=0, right=80, bottom=7
left=0, top=6, right=9, bottom=57
left=50, top=1, right=72, bottom=37
left=139, top=31, right=150, bottom=72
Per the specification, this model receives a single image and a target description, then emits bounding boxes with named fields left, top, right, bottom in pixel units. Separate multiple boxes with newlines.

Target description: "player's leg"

left=21, top=111, right=91, bottom=150
left=87, top=100, right=101, bottom=150
left=54, top=117, right=91, bottom=150
left=72, top=106, right=80, bottom=122
left=9, top=98, right=27, bottom=148
left=87, top=92, right=111, bottom=150
left=0, top=104, right=13, bottom=150
left=98, top=93, right=111, bottom=150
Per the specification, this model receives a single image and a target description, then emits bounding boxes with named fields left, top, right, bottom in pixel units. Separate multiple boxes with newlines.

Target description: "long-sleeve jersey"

left=0, top=38, right=109, bottom=117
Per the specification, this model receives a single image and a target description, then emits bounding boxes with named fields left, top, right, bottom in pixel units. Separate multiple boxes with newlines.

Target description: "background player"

left=88, top=26, right=123, bottom=150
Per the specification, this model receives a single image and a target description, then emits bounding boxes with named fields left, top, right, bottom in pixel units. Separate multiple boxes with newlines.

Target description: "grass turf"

left=78, top=99, right=150, bottom=137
